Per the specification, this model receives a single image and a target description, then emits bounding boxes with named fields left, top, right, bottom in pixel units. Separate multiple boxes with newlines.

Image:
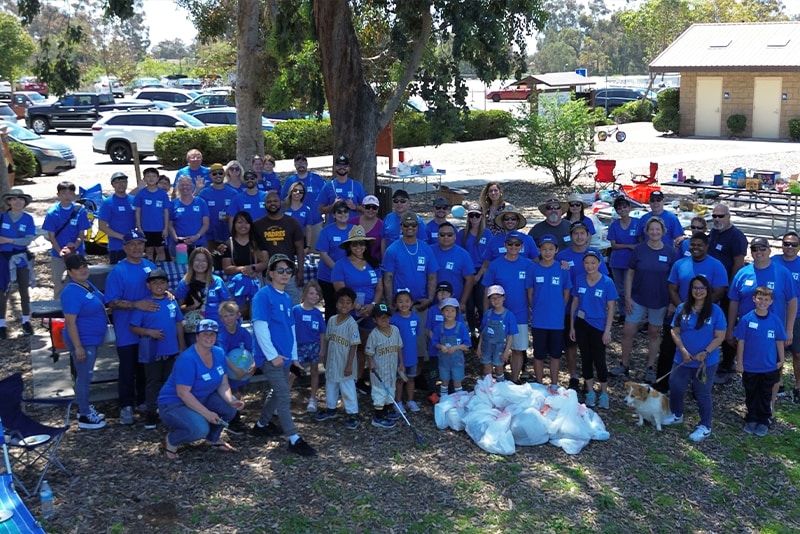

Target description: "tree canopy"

left=0, top=11, right=35, bottom=80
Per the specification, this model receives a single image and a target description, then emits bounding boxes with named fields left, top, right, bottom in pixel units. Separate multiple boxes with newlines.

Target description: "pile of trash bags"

left=434, top=376, right=610, bottom=455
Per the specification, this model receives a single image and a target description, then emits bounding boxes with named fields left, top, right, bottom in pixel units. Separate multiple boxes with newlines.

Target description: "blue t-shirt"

left=425, top=219, right=447, bottom=245
left=628, top=243, right=678, bottom=309
left=555, top=246, right=609, bottom=288
left=390, top=312, right=421, bottom=366
left=281, top=172, right=326, bottom=220
left=317, top=177, right=366, bottom=222
left=170, top=196, right=210, bottom=247
left=251, top=285, right=295, bottom=368
left=636, top=210, right=684, bottom=246
left=228, top=190, right=267, bottom=223
left=571, top=273, right=619, bottom=331
left=331, top=258, right=381, bottom=308
left=432, top=244, right=475, bottom=301
left=61, top=280, right=107, bottom=348
left=479, top=309, right=518, bottom=336
left=565, top=215, right=596, bottom=235
left=315, top=223, right=353, bottom=283
left=217, top=324, right=254, bottom=355
left=130, top=297, right=183, bottom=359
left=175, top=275, right=230, bottom=325
left=0, top=212, right=35, bottom=254
left=607, top=217, right=640, bottom=269
left=98, top=194, right=135, bottom=251
left=772, top=255, right=800, bottom=318
left=198, top=185, right=238, bottom=242
left=424, top=303, right=465, bottom=355
left=284, top=204, right=315, bottom=229
left=292, top=304, right=326, bottom=345
left=483, top=256, right=535, bottom=324
left=382, top=239, right=440, bottom=301
left=530, top=261, right=572, bottom=329
left=734, top=310, right=787, bottom=373
left=133, top=188, right=170, bottom=232
left=173, top=165, right=211, bottom=191
left=667, top=255, right=729, bottom=302
left=42, top=203, right=91, bottom=257
left=679, top=238, right=691, bottom=257
left=483, top=232, right=539, bottom=263
left=104, top=259, right=157, bottom=347
left=158, top=345, right=227, bottom=405
left=382, top=212, right=426, bottom=248
left=671, top=303, right=727, bottom=368
left=456, top=228, right=492, bottom=270
left=431, top=320, right=472, bottom=359
left=256, top=171, right=281, bottom=193
left=728, top=262, right=795, bottom=323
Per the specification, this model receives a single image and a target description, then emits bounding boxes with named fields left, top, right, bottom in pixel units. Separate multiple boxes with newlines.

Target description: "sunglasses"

left=335, top=209, right=350, bottom=214
left=402, top=223, right=418, bottom=228
left=690, top=226, right=706, bottom=230
left=274, top=267, right=295, bottom=275
left=364, top=205, right=379, bottom=210
left=691, top=286, right=707, bottom=291
left=750, top=246, right=769, bottom=252
left=505, top=241, right=522, bottom=247
left=546, top=205, right=562, bottom=211
left=211, top=171, right=224, bottom=176
left=502, top=216, right=518, bottom=222
left=393, top=198, right=408, bottom=204
left=650, top=198, right=664, bottom=202
left=568, top=202, right=582, bottom=208
left=783, top=242, right=800, bottom=247
left=438, top=232, right=455, bottom=237
left=435, top=205, right=449, bottom=210
left=229, top=166, right=240, bottom=171
left=468, top=213, right=482, bottom=218
left=244, top=176, right=257, bottom=181
left=292, top=189, right=304, bottom=194
left=711, top=214, right=726, bottom=219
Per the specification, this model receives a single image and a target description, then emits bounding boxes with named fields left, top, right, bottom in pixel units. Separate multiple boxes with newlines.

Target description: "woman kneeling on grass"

left=157, top=319, right=244, bottom=461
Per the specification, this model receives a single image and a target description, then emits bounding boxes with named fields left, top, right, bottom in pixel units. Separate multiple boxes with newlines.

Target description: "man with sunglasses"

left=198, top=163, right=238, bottom=251
left=432, top=221, right=475, bottom=311
left=227, top=170, right=268, bottom=230
left=383, top=211, right=439, bottom=313
left=636, top=191, right=683, bottom=246
left=707, top=203, right=748, bottom=384
left=382, top=189, right=425, bottom=255
left=528, top=198, right=571, bottom=251
left=772, top=231, right=800, bottom=404
left=425, top=197, right=451, bottom=245
left=318, top=155, right=366, bottom=224
left=281, top=154, right=326, bottom=250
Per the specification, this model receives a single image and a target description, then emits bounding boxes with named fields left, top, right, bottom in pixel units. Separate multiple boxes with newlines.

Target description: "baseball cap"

left=583, top=250, right=603, bottom=262
left=436, top=281, right=454, bottom=294
left=363, top=195, right=380, bottom=207
left=209, top=163, right=224, bottom=172
left=197, top=319, right=219, bottom=333
left=570, top=221, right=590, bottom=234
left=146, top=268, right=169, bottom=282
left=649, top=190, right=665, bottom=201
left=392, top=189, right=410, bottom=199
left=123, top=229, right=147, bottom=244
left=439, top=297, right=460, bottom=310
left=110, top=171, right=128, bottom=183
left=268, top=253, right=296, bottom=271
left=487, top=285, right=505, bottom=297
left=372, top=302, right=391, bottom=318
left=537, top=234, right=559, bottom=247
left=433, top=197, right=449, bottom=208
left=504, top=230, right=525, bottom=244
left=750, top=237, right=770, bottom=248
left=466, top=202, right=481, bottom=214
left=335, top=155, right=350, bottom=166
left=64, top=254, right=89, bottom=270
left=401, top=212, right=418, bottom=225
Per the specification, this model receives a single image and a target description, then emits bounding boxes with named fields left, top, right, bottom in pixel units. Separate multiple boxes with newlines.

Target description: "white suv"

left=91, top=109, right=206, bottom=163
left=94, top=76, right=125, bottom=98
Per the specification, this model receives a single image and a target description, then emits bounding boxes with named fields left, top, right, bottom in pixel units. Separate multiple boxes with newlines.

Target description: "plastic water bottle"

left=176, top=243, right=188, bottom=265
left=40, top=480, right=54, bottom=518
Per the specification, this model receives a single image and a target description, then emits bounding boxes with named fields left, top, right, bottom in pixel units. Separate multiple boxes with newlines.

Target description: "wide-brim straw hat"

left=566, top=192, right=588, bottom=208
left=339, top=225, right=375, bottom=249
left=537, top=198, right=567, bottom=216
left=494, top=209, right=527, bottom=229
left=2, top=188, right=33, bottom=207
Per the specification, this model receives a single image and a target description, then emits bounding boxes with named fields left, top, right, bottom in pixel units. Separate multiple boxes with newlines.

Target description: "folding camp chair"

left=1, top=418, right=47, bottom=533
left=632, top=162, right=658, bottom=185
left=593, top=159, right=619, bottom=190
left=0, top=373, right=73, bottom=497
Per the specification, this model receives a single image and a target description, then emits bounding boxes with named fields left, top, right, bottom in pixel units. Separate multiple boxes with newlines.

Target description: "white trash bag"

left=476, top=409, right=515, bottom=455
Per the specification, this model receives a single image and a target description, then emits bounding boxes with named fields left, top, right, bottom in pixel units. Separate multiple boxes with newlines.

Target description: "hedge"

left=273, top=119, right=334, bottom=157
left=9, top=142, right=37, bottom=178
left=154, top=126, right=283, bottom=169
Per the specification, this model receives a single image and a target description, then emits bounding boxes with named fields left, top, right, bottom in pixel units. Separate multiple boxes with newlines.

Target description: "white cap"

left=363, top=195, right=380, bottom=206
left=487, top=285, right=505, bottom=297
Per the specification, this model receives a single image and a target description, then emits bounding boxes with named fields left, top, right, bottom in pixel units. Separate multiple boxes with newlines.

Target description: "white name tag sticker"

left=748, top=321, right=758, bottom=329
left=658, top=255, right=667, bottom=262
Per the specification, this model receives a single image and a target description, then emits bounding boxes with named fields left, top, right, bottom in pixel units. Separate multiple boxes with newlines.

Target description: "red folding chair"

left=593, top=159, right=618, bottom=190
left=632, top=162, right=658, bottom=185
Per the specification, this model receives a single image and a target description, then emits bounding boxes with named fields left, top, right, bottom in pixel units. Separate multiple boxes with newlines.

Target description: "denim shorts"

left=439, top=352, right=465, bottom=382
left=510, top=324, right=529, bottom=351
left=401, top=365, right=418, bottom=379
left=627, top=300, right=667, bottom=326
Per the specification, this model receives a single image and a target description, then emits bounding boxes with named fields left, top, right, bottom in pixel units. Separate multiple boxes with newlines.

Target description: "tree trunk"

left=236, top=0, right=265, bottom=166
left=314, top=0, right=380, bottom=193
left=0, top=127, right=10, bottom=211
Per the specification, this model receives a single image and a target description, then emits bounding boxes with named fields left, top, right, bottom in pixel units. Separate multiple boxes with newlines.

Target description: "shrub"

left=727, top=114, right=746, bottom=136
left=153, top=127, right=284, bottom=169
left=458, top=110, right=513, bottom=141
left=272, top=119, right=333, bottom=157
left=393, top=112, right=431, bottom=147
left=611, top=99, right=653, bottom=123
left=8, top=141, right=37, bottom=178
left=653, top=88, right=680, bottom=134
left=789, top=118, right=800, bottom=141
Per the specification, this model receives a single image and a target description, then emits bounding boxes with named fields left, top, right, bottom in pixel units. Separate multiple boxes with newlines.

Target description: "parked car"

left=0, top=103, right=17, bottom=123
left=132, top=88, right=199, bottom=104
left=175, top=92, right=232, bottom=112
left=24, top=92, right=117, bottom=134
left=94, top=76, right=125, bottom=98
left=9, top=91, right=49, bottom=119
left=130, top=77, right=164, bottom=91
left=175, top=78, right=203, bottom=90
left=16, top=76, right=48, bottom=97
left=0, top=80, right=11, bottom=100
left=188, top=107, right=275, bottom=131
left=485, top=84, right=532, bottom=102
left=593, top=87, right=658, bottom=114
left=4, top=121, right=76, bottom=176
left=91, top=108, right=207, bottom=163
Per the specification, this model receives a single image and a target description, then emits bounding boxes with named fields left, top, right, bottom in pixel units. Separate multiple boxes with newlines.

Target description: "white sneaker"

left=407, top=400, right=420, bottom=412
left=306, top=398, right=318, bottom=413
left=662, top=413, right=683, bottom=426
left=397, top=402, right=406, bottom=414
left=87, top=405, right=105, bottom=420
left=689, top=425, right=711, bottom=442
left=119, top=406, right=135, bottom=425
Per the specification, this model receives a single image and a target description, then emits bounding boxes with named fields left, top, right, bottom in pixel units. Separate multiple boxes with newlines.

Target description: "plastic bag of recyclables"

left=434, top=375, right=610, bottom=455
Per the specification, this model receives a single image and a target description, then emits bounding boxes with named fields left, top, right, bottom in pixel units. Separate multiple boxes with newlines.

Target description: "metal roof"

left=513, top=72, right=595, bottom=88
left=650, top=22, right=800, bottom=72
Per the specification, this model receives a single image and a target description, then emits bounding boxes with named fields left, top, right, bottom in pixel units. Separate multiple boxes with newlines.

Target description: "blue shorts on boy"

left=479, top=309, right=517, bottom=366
left=432, top=320, right=471, bottom=382
left=390, top=312, right=420, bottom=367
left=294, top=303, right=326, bottom=366
left=130, top=297, right=184, bottom=362
left=133, top=188, right=169, bottom=232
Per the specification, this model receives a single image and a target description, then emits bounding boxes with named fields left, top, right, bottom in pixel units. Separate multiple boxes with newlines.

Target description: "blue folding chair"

left=1, top=417, right=47, bottom=533
left=0, top=373, right=74, bottom=497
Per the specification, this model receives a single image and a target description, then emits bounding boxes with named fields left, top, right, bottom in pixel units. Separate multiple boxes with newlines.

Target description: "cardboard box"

left=437, top=185, right=468, bottom=206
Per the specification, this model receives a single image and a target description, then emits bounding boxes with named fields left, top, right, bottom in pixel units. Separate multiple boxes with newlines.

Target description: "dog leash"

left=656, top=359, right=708, bottom=383
left=655, top=360, right=689, bottom=383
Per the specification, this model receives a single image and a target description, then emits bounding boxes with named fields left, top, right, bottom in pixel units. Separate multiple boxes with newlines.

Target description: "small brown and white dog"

left=624, top=381, right=671, bottom=431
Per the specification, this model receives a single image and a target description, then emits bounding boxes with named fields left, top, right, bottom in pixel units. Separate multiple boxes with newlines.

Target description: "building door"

left=752, top=77, right=782, bottom=139
left=695, top=77, right=722, bottom=137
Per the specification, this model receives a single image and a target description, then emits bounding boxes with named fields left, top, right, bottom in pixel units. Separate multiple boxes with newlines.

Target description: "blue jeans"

left=668, top=362, right=717, bottom=428
left=70, top=345, right=98, bottom=416
left=117, top=343, right=146, bottom=408
left=257, top=363, right=297, bottom=437
left=159, top=391, right=237, bottom=446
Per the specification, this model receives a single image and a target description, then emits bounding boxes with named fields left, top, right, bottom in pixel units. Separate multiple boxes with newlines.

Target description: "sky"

left=141, top=0, right=197, bottom=50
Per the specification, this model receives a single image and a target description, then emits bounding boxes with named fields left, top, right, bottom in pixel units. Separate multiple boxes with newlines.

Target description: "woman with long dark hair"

left=177, top=247, right=230, bottom=345
left=666, top=275, right=726, bottom=442
left=221, top=211, right=268, bottom=319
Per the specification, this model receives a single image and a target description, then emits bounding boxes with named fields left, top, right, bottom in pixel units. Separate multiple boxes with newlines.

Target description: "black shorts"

left=144, top=231, right=164, bottom=248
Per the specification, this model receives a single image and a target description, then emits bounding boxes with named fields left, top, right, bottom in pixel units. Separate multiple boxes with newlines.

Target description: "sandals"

left=160, top=438, right=181, bottom=462
left=205, top=440, right=236, bottom=452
